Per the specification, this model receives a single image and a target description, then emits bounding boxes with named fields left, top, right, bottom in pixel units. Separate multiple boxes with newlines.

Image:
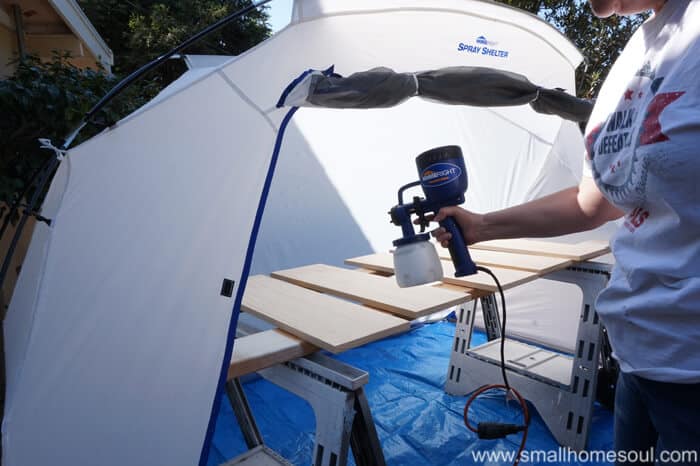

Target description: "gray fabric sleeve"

left=297, top=66, right=593, bottom=122
left=306, top=67, right=417, bottom=108
left=417, top=66, right=536, bottom=106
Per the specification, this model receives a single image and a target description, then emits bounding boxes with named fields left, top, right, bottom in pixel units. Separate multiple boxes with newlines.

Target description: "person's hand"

left=429, top=207, right=484, bottom=247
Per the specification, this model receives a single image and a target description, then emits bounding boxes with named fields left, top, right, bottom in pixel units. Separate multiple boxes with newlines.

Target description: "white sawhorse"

left=445, top=261, right=611, bottom=450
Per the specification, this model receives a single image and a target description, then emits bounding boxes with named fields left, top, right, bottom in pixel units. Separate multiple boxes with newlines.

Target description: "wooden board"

left=439, top=260, right=536, bottom=292
left=345, top=252, right=536, bottom=292
left=271, top=264, right=471, bottom=319
left=437, top=247, right=571, bottom=275
left=345, top=253, right=397, bottom=275
left=435, top=282, right=483, bottom=297
left=242, top=275, right=410, bottom=353
left=471, top=239, right=610, bottom=261
left=229, top=329, right=317, bottom=379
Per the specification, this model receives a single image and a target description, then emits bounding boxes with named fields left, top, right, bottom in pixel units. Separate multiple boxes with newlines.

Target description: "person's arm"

left=431, top=176, right=624, bottom=247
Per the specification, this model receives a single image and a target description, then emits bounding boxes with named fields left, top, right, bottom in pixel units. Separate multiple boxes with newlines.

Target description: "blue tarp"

left=207, top=321, right=614, bottom=465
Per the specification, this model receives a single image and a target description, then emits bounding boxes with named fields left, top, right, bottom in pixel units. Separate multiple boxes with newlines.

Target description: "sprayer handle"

left=439, top=217, right=478, bottom=277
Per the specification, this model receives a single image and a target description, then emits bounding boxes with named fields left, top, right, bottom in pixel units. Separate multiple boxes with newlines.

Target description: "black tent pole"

left=0, top=157, right=60, bottom=295
left=68, top=0, right=275, bottom=150
left=0, top=156, right=55, bottom=241
left=0, top=0, right=275, bottom=300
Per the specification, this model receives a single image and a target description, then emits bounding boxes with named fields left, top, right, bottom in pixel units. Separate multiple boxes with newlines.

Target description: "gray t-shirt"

left=583, top=0, right=700, bottom=383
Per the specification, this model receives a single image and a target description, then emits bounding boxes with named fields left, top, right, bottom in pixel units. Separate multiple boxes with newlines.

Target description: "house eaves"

left=47, top=0, right=113, bottom=72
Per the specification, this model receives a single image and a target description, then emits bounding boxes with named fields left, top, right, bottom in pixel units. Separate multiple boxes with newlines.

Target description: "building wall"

left=0, top=205, right=37, bottom=317
left=0, top=7, right=17, bottom=77
left=1, top=1, right=110, bottom=78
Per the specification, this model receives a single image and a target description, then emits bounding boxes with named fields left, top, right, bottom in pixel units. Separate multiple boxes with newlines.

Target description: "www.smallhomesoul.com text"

left=471, top=447, right=698, bottom=464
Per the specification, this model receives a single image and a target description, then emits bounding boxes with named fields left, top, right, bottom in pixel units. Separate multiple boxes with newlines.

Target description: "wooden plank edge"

left=271, top=269, right=471, bottom=320
left=344, top=257, right=394, bottom=274
left=443, top=276, right=495, bottom=292
left=434, top=282, right=485, bottom=298
left=436, top=252, right=573, bottom=276
left=346, top=255, right=527, bottom=294
left=442, top=273, right=535, bottom=292
left=470, top=242, right=578, bottom=260
left=471, top=240, right=610, bottom=261
left=271, top=271, right=417, bottom=319
left=241, top=302, right=410, bottom=354
left=228, top=329, right=317, bottom=379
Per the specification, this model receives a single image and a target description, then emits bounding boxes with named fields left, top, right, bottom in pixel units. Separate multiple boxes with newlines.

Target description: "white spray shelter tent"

left=3, top=1, right=614, bottom=465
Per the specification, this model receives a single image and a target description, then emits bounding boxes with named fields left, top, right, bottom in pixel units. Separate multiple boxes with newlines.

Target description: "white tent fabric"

left=3, top=1, right=613, bottom=465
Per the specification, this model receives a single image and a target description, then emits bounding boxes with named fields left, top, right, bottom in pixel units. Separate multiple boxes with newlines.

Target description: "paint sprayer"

left=389, top=145, right=478, bottom=287
left=389, top=146, right=530, bottom=459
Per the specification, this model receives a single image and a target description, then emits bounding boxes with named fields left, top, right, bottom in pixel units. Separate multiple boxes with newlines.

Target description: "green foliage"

left=78, top=0, right=271, bottom=75
left=0, top=54, right=155, bottom=211
left=497, top=0, right=648, bottom=97
left=1, top=0, right=271, bottom=217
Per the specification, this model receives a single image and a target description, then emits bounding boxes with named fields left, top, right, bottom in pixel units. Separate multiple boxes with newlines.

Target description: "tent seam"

left=216, top=71, right=276, bottom=130
left=528, top=121, right=582, bottom=192
left=69, top=67, right=274, bottom=154
left=549, top=122, right=583, bottom=181
left=116, top=69, right=236, bottom=129
left=482, top=107, right=557, bottom=146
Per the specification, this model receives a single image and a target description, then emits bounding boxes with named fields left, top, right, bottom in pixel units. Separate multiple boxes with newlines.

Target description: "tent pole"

left=0, top=157, right=60, bottom=298
left=71, top=0, right=275, bottom=143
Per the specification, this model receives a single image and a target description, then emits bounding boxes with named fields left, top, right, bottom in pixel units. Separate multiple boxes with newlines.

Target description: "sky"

left=267, top=0, right=294, bottom=32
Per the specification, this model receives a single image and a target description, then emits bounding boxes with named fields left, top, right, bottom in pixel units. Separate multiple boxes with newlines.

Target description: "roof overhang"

left=0, top=0, right=112, bottom=71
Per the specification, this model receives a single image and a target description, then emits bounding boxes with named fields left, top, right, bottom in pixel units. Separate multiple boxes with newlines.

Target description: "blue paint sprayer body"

left=390, top=145, right=478, bottom=280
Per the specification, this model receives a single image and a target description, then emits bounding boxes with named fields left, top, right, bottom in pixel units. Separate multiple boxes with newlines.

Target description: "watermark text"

left=471, top=447, right=698, bottom=464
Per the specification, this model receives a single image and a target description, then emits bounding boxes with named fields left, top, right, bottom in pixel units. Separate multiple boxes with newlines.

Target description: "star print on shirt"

left=639, top=91, right=685, bottom=146
left=624, top=89, right=634, bottom=100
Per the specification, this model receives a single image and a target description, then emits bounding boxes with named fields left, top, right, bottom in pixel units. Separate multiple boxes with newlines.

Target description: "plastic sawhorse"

left=444, top=261, right=611, bottom=450
left=223, top=352, right=386, bottom=466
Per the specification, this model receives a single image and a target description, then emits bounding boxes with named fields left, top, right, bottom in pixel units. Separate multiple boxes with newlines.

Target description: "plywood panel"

left=345, top=253, right=397, bottom=275
left=229, top=330, right=317, bottom=379
left=472, top=239, right=610, bottom=261
left=351, top=262, right=488, bottom=297
left=437, top=247, right=571, bottom=275
left=439, top=260, right=536, bottom=291
left=345, top=253, right=537, bottom=291
left=272, top=264, right=471, bottom=319
left=242, top=275, right=410, bottom=353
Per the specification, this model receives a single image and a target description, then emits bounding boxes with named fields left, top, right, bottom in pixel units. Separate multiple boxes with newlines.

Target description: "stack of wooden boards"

left=229, top=239, right=610, bottom=378
left=230, top=266, right=471, bottom=378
